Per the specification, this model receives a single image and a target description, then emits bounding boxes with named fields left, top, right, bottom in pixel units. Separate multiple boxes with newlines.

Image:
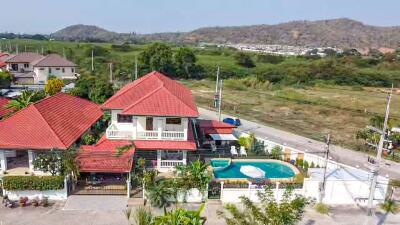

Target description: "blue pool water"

left=212, top=160, right=295, bottom=179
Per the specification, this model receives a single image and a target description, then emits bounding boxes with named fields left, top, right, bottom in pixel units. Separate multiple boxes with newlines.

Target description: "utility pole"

left=218, top=79, right=223, bottom=121
left=214, top=66, right=220, bottom=108
left=63, top=48, right=65, bottom=58
left=16, top=44, right=18, bottom=54
left=319, top=133, right=331, bottom=203
left=91, top=49, right=94, bottom=72
left=134, top=55, right=138, bottom=80
left=24, top=45, right=27, bottom=52
left=41, top=46, right=44, bottom=55
left=109, top=63, right=113, bottom=83
left=367, top=85, right=393, bottom=215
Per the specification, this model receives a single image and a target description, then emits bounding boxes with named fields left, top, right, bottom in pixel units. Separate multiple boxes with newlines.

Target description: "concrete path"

left=63, top=195, right=128, bottom=211
left=199, top=107, right=400, bottom=179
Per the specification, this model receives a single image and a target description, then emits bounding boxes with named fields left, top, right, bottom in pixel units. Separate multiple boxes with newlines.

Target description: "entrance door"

left=146, top=117, right=153, bottom=130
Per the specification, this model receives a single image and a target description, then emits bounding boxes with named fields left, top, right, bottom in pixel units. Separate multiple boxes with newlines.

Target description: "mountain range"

left=50, top=18, right=400, bottom=49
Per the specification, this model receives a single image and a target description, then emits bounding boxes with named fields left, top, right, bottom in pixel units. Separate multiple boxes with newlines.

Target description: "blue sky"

left=2, top=0, right=400, bottom=34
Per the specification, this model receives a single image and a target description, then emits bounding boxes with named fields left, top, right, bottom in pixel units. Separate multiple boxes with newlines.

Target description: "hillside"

left=50, top=18, right=400, bottom=49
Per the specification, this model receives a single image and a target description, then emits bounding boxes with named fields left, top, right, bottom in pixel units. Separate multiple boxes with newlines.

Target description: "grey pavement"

left=1, top=199, right=399, bottom=225
left=198, top=107, right=400, bottom=179
left=63, top=195, right=127, bottom=211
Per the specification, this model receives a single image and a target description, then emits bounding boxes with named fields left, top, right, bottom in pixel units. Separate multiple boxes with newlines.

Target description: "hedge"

left=2, top=176, right=64, bottom=191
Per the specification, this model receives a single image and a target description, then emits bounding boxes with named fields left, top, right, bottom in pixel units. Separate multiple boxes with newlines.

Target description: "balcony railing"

left=106, top=126, right=186, bottom=141
left=106, top=129, right=134, bottom=140
left=160, top=160, right=184, bottom=168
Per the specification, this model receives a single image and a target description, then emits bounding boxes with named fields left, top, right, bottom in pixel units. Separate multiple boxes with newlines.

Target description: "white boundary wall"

left=1, top=177, right=68, bottom=201
left=231, top=131, right=389, bottom=206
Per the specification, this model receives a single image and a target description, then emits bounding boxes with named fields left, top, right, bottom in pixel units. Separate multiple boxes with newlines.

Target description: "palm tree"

left=380, top=199, right=398, bottom=214
left=133, top=207, right=153, bottom=225
left=153, top=204, right=206, bottom=225
left=219, top=187, right=311, bottom=225
left=177, top=160, right=211, bottom=192
left=146, top=180, right=173, bottom=209
left=62, top=148, right=80, bottom=180
left=5, top=90, right=46, bottom=111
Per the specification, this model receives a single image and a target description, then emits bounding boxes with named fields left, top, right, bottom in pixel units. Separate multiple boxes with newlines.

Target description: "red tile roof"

left=0, top=61, right=6, bottom=68
left=78, top=136, right=135, bottom=173
left=102, top=71, right=199, bottom=117
left=33, top=54, right=76, bottom=67
left=6, top=52, right=44, bottom=63
left=0, top=93, right=103, bottom=150
left=0, top=97, right=12, bottom=118
left=198, top=120, right=235, bottom=135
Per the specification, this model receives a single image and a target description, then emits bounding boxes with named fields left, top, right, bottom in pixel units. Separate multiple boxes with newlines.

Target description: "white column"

left=157, top=150, right=161, bottom=171
left=132, top=117, right=138, bottom=139
left=182, top=151, right=187, bottom=165
left=157, top=118, right=163, bottom=140
left=127, top=173, right=131, bottom=198
left=183, top=118, right=188, bottom=140
left=0, top=150, right=6, bottom=173
left=248, top=181, right=252, bottom=199
left=28, top=150, right=35, bottom=172
left=275, top=182, right=280, bottom=201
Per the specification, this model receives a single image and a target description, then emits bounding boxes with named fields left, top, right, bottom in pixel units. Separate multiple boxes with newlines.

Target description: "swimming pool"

left=211, top=159, right=297, bottom=180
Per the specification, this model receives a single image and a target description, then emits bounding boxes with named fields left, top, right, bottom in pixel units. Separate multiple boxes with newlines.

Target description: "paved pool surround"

left=210, top=158, right=300, bottom=182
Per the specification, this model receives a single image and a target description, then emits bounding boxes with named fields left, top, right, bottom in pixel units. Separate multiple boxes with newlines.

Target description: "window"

left=166, top=118, right=181, bottom=125
left=56, top=68, right=60, bottom=70
left=24, top=64, right=29, bottom=68
left=62, top=68, right=65, bottom=73
left=71, top=68, right=75, bottom=73
left=48, top=68, right=52, bottom=73
left=39, top=68, right=45, bottom=71
left=117, top=114, right=132, bottom=123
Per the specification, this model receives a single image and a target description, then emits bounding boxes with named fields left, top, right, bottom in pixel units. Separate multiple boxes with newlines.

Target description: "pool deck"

left=210, top=158, right=301, bottom=183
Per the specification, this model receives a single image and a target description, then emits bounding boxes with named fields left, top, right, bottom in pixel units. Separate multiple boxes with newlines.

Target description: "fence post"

left=275, top=182, right=280, bottom=201
left=248, top=181, right=252, bottom=199
left=220, top=182, right=224, bottom=202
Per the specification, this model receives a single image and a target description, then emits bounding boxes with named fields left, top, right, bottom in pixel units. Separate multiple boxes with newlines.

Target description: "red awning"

left=198, top=119, right=235, bottom=135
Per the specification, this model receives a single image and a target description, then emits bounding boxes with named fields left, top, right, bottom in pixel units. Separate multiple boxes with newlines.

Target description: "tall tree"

left=174, top=47, right=197, bottom=79
left=139, top=42, right=174, bottom=74
left=88, top=78, right=114, bottom=104
left=234, top=52, right=256, bottom=68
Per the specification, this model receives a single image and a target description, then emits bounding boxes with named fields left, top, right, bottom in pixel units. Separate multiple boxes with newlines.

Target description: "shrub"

left=45, top=78, right=64, bottom=95
left=2, top=176, right=64, bottom=191
left=303, top=161, right=309, bottom=172
left=82, top=133, right=96, bottom=145
left=315, top=203, right=330, bottom=215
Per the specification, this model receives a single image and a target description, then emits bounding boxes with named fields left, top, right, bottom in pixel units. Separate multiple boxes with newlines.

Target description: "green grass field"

left=182, top=79, right=399, bottom=150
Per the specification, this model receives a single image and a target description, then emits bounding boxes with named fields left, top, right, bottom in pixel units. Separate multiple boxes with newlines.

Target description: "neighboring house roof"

left=102, top=71, right=199, bottom=117
left=6, top=52, right=44, bottom=63
left=0, top=97, right=12, bottom=118
left=198, top=119, right=235, bottom=135
left=0, top=61, right=5, bottom=68
left=33, top=54, right=76, bottom=67
left=0, top=93, right=103, bottom=150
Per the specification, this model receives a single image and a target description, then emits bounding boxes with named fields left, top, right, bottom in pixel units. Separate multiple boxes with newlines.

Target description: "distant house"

left=0, top=53, right=12, bottom=72
left=5, top=52, right=77, bottom=84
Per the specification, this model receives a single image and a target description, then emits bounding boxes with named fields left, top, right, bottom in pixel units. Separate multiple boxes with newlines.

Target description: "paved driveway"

left=63, top=195, right=128, bottom=211
left=199, top=107, right=400, bottom=179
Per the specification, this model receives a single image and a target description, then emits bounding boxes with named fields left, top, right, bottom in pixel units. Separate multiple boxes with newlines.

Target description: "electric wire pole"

left=320, top=134, right=331, bottom=203
left=217, top=79, right=223, bottom=121
left=134, top=55, right=138, bottom=80
left=214, top=66, right=220, bottom=108
left=91, top=49, right=94, bottom=72
left=367, top=85, right=393, bottom=215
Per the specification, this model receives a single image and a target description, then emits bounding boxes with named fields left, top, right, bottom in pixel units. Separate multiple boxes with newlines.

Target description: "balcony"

left=106, top=125, right=186, bottom=141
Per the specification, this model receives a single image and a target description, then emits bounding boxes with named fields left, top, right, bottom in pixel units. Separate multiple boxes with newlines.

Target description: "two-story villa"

left=6, top=52, right=77, bottom=84
left=78, top=71, right=199, bottom=175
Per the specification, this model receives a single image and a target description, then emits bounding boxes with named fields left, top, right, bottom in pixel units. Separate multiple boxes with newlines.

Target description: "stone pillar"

left=183, top=118, right=188, bottom=140
left=0, top=150, right=6, bottom=173
left=220, top=181, right=224, bottom=201
left=28, top=150, right=35, bottom=172
left=127, top=173, right=131, bottom=198
left=157, top=150, right=161, bottom=171
left=182, top=151, right=187, bottom=165
left=248, top=181, right=252, bottom=199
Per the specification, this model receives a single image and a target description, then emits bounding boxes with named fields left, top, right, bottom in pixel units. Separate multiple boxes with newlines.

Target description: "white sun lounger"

left=230, top=146, right=238, bottom=156
left=239, top=146, right=247, bottom=156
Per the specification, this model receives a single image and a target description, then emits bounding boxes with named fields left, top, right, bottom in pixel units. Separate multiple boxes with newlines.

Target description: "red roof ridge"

left=103, top=72, right=159, bottom=108
left=122, top=83, right=164, bottom=114
left=161, top=87, right=198, bottom=116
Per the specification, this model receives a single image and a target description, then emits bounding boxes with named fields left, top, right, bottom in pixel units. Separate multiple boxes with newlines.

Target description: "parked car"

left=223, top=117, right=241, bottom=126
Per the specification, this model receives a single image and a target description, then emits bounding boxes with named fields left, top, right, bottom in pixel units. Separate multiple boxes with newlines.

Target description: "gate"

left=208, top=181, right=221, bottom=199
left=73, top=180, right=127, bottom=195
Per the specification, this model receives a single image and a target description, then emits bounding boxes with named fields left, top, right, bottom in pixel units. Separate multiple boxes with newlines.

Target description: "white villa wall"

left=33, top=67, right=76, bottom=84
left=232, top=130, right=389, bottom=206
left=7, top=63, right=33, bottom=73
left=221, top=186, right=303, bottom=203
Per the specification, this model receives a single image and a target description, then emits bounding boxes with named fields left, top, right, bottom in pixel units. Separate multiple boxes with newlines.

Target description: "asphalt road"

left=199, top=107, right=400, bottom=180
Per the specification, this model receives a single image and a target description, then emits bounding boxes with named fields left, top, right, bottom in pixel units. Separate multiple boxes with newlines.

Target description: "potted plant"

left=19, top=197, right=28, bottom=207
left=31, top=197, right=40, bottom=207
left=39, top=196, right=49, bottom=207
